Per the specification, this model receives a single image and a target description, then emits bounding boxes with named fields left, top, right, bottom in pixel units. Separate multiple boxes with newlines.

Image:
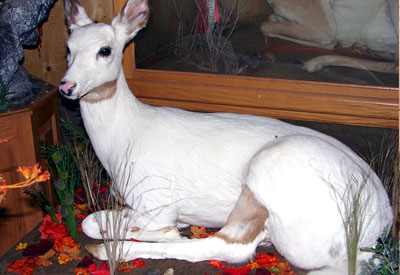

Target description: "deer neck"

left=79, top=71, right=145, bottom=172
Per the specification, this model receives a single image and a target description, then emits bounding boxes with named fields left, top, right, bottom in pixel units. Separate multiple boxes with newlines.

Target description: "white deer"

left=260, top=0, right=399, bottom=73
left=60, top=0, right=393, bottom=274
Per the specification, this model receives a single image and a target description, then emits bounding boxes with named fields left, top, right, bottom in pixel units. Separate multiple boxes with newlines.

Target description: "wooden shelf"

left=0, top=83, right=61, bottom=257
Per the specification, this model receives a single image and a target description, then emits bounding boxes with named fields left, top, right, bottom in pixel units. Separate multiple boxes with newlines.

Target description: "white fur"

left=261, top=0, right=398, bottom=73
left=60, top=0, right=393, bottom=273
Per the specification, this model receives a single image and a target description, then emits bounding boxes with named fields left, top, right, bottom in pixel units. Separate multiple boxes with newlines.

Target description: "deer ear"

left=111, top=0, right=149, bottom=43
left=64, top=0, right=93, bottom=31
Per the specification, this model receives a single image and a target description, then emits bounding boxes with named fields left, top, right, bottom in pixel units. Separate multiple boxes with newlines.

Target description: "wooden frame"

left=114, top=0, right=398, bottom=129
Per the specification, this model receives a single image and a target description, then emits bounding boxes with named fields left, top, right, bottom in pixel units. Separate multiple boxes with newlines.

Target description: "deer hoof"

left=85, top=244, right=107, bottom=260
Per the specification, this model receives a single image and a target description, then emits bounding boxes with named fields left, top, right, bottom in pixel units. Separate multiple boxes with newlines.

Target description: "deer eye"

left=98, top=47, right=112, bottom=57
left=66, top=46, right=70, bottom=56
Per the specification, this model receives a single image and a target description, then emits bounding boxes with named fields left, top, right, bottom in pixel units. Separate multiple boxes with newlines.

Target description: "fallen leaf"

left=58, top=253, right=71, bottom=264
left=8, top=256, right=37, bottom=275
left=190, top=225, right=215, bottom=239
left=132, top=259, right=147, bottom=267
left=223, top=266, right=251, bottom=275
left=77, top=256, right=95, bottom=268
left=54, top=236, right=79, bottom=253
left=255, top=253, right=280, bottom=268
left=76, top=214, right=87, bottom=219
left=246, top=261, right=260, bottom=270
left=16, top=243, right=28, bottom=250
left=75, top=268, right=88, bottom=275
left=23, top=239, right=54, bottom=257
left=208, top=260, right=227, bottom=269
left=39, top=214, right=69, bottom=240
left=64, top=245, right=82, bottom=260
left=35, top=249, right=56, bottom=267
left=278, top=260, right=294, bottom=275
left=255, top=267, right=272, bottom=275
left=86, top=261, right=110, bottom=275
left=117, top=262, right=137, bottom=273
left=75, top=204, right=90, bottom=212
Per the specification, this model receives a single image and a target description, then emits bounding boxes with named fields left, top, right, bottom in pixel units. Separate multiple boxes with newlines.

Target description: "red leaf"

left=223, top=266, right=251, bottom=275
left=86, top=261, right=110, bottom=275
left=132, top=259, right=147, bottom=267
left=208, top=260, right=227, bottom=269
left=8, top=257, right=37, bottom=275
left=255, top=253, right=280, bottom=268
left=77, top=256, right=95, bottom=268
left=23, top=239, right=54, bottom=257
left=39, top=214, right=69, bottom=240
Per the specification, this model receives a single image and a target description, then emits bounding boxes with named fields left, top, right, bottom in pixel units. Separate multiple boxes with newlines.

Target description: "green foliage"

left=361, top=228, right=399, bottom=275
left=39, top=119, right=90, bottom=239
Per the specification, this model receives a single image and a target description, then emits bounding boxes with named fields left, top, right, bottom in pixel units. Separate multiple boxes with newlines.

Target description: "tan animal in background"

left=261, top=0, right=398, bottom=73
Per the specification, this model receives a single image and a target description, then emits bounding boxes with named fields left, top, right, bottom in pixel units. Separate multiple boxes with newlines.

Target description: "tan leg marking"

left=216, top=185, right=269, bottom=244
left=131, top=226, right=141, bottom=233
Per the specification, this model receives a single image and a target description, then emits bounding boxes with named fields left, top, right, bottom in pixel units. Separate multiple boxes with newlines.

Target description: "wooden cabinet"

left=0, top=80, right=61, bottom=257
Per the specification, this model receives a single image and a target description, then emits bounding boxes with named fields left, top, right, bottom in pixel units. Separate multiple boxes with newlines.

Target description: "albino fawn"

left=60, top=0, right=393, bottom=273
left=261, top=0, right=398, bottom=74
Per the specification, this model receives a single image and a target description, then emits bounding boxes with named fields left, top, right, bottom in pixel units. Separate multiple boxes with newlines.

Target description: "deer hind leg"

left=85, top=186, right=270, bottom=263
left=303, top=55, right=399, bottom=73
left=261, top=0, right=335, bottom=49
left=215, top=185, right=270, bottom=245
left=82, top=209, right=185, bottom=242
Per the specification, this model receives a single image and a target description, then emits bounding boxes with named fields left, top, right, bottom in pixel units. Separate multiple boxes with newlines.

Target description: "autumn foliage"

left=0, top=164, right=50, bottom=203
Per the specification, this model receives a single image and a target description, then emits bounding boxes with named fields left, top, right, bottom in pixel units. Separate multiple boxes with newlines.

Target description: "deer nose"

left=59, top=80, right=76, bottom=96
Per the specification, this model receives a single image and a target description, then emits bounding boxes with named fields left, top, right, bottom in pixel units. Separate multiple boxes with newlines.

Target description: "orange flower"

left=1, top=164, right=50, bottom=195
left=58, top=253, right=71, bottom=264
left=16, top=164, right=50, bottom=184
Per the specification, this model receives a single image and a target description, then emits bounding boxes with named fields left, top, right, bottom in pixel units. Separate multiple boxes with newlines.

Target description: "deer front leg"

left=260, top=21, right=336, bottom=49
left=82, top=209, right=185, bottom=242
left=85, top=186, right=270, bottom=263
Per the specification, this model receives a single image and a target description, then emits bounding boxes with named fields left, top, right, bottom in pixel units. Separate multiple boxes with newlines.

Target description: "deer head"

left=59, top=0, right=149, bottom=102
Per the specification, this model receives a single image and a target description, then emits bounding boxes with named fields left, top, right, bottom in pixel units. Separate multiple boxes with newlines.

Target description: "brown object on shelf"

left=0, top=79, right=61, bottom=257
